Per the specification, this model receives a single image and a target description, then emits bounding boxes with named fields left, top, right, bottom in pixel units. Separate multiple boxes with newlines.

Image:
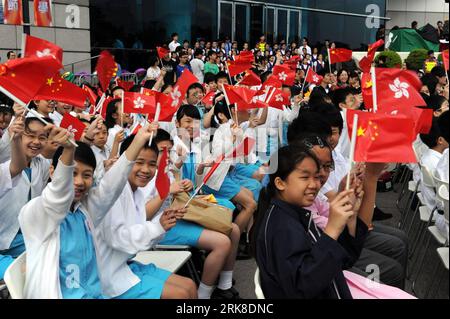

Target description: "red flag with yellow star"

left=34, top=73, right=88, bottom=107
left=361, top=72, right=373, bottom=109
left=0, top=56, right=62, bottom=105
left=347, top=110, right=417, bottom=163
left=329, top=48, right=353, bottom=64
left=96, top=51, right=118, bottom=91
left=239, top=70, right=262, bottom=87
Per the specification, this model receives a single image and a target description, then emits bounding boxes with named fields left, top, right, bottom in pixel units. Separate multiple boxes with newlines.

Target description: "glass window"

left=266, top=8, right=275, bottom=44
left=277, top=9, right=288, bottom=43
left=289, top=11, right=300, bottom=44
left=235, top=4, right=249, bottom=44
left=219, top=2, right=233, bottom=40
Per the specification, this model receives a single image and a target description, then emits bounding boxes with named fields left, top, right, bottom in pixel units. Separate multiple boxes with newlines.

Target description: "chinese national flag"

left=22, top=34, right=63, bottom=63
left=160, top=70, right=198, bottom=121
left=100, top=96, right=114, bottom=119
left=443, top=50, right=449, bottom=72
left=83, top=84, right=98, bottom=106
left=284, top=56, right=301, bottom=71
left=266, top=87, right=290, bottom=110
left=157, top=46, right=170, bottom=59
left=227, top=60, right=253, bottom=77
left=257, top=76, right=282, bottom=95
left=34, top=0, right=53, bottom=27
left=123, top=92, right=156, bottom=115
left=239, top=70, right=262, bottom=87
left=202, top=90, right=216, bottom=107
left=237, top=96, right=269, bottom=111
left=116, top=78, right=135, bottom=92
left=96, top=51, right=118, bottom=91
left=329, top=48, right=353, bottom=64
left=156, top=148, right=171, bottom=200
left=223, top=84, right=257, bottom=105
left=0, top=56, right=62, bottom=105
left=2, top=0, right=23, bottom=25
left=272, top=65, right=295, bottom=86
left=359, top=40, right=385, bottom=73
left=374, top=68, right=426, bottom=112
left=234, top=51, right=255, bottom=64
left=34, top=73, right=88, bottom=108
left=347, top=110, right=417, bottom=163
left=361, top=72, right=373, bottom=109
left=60, top=113, right=86, bottom=141
left=305, top=68, right=323, bottom=85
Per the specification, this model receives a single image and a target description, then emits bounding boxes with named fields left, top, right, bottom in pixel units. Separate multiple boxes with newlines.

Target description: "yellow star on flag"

left=357, top=127, right=366, bottom=137
left=365, top=80, right=373, bottom=89
left=46, top=77, right=54, bottom=86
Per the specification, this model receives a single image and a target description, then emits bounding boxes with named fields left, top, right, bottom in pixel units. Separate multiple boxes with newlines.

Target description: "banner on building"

left=34, top=0, right=53, bottom=27
left=2, top=0, right=23, bottom=25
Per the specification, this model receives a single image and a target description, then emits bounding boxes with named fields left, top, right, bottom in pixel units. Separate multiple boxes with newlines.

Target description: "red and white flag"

left=60, top=113, right=85, bottom=141
left=33, top=0, right=53, bottom=27
left=156, top=148, right=171, bottom=200
left=266, top=87, right=290, bottom=110
left=272, top=65, right=295, bottom=86
left=305, top=68, right=323, bottom=85
left=2, top=0, right=23, bottom=25
left=22, top=34, right=63, bottom=63
left=123, top=92, right=156, bottom=115
left=202, top=90, right=216, bottom=107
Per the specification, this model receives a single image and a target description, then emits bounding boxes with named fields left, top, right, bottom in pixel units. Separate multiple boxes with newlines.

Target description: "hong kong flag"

left=156, top=148, right=171, bottom=200
left=0, top=56, right=62, bottom=105
left=22, top=34, right=63, bottom=63
left=266, top=87, right=290, bottom=110
left=60, top=113, right=86, bottom=141
left=123, top=92, right=156, bottom=115
left=272, top=65, right=295, bottom=86
left=237, top=96, right=269, bottom=111
left=374, top=68, right=426, bottom=112
left=202, top=90, right=216, bottom=107
left=305, top=68, right=323, bottom=85
left=284, top=56, right=301, bottom=71
left=34, top=0, right=53, bottom=27
left=223, top=84, right=257, bottom=105
left=257, top=76, right=282, bottom=95
left=96, top=51, right=118, bottom=91
left=2, top=0, right=24, bottom=25
left=347, top=110, right=417, bottom=163
left=159, top=69, right=198, bottom=121
left=329, top=48, right=353, bottom=64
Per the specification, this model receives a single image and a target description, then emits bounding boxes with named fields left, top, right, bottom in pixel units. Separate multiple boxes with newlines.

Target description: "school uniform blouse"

left=0, top=155, right=50, bottom=250
left=19, top=154, right=134, bottom=299
left=256, top=199, right=368, bottom=299
left=0, top=129, right=11, bottom=164
left=0, top=162, right=18, bottom=198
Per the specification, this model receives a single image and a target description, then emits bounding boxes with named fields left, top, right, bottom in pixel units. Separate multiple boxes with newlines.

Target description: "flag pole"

left=327, top=48, right=333, bottom=75
left=27, top=107, right=78, bottom=148
left=184, top=184, right=204, bottom=209
left=221, top=84, right=234, bottom=123
left=121, top=90, right=125, bottom=128
left=224, top=61, right=234, bottom=85
left=346, top=114, right=359, bottom=190
left=9, top=103, right=29, bottom=142
left=301, top=67, right=310, bottom=95
left=148, top=102, right=161, bottom=146
left=371, top=66, right=378, bottom=113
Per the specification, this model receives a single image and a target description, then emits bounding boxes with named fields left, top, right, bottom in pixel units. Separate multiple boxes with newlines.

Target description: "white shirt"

left=190, top=58, right=205, bottom=83
left=91, top=145, right=111, bottom=183
left=436, top=148, right=449, bottom=183
left=169, top=41, right=180, bottom=53
left=336, top=110, right=350, bottom=160
left=0, top=129, right=11, bottom=164
left=0, top=162, right=19, bottom=198
left=146, top=66, right=161, bottom=80
left=49, top=111, right=63, bottom=127
left=0, top=156, right=50, bottom=250
left=420, top=148, right=443, bottom=211
left=96, top=183, right=166, bottom=297
left=320, top=150, right=350, bottom=197
left=19, top=154, right=134, bottom=299
left=106, top=125, right=126, bottom=153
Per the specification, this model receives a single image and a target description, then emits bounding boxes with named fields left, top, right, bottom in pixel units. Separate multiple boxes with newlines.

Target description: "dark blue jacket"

left=256, top=199, right=368, bottom=299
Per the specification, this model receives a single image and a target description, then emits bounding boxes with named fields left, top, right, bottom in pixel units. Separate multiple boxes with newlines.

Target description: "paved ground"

left=234, top=190, right=449, bottom=299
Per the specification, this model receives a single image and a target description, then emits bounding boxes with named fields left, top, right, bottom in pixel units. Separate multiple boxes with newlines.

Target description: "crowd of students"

left=0, top=32, right=448, bottom=300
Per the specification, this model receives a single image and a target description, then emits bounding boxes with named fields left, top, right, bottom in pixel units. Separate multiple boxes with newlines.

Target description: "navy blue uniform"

left=255, top=199, right=368, bottom=299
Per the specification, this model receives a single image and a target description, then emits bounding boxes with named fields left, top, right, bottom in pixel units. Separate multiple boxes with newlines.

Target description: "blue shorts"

left=0, top=254, right=14, bottom=280
left=215, top=198, right=236, bottom=211
left=203, top=174, right=242, bottom=200
left=114, top=262, right=171, bottom=299
left=159, top=220, right=204, bottom=247
left=234, top=163, right=262, bottom=179
left=230, top=166, right=262, bottom=202
left=0, top=232, right=25, bottom=280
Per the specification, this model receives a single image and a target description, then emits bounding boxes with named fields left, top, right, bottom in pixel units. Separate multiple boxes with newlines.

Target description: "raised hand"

left=325, top=190, right=355, bottom=240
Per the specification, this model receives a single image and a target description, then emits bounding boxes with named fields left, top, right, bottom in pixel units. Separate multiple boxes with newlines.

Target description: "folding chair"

left=133, top=251, right=192, bottom=274
left=3, top=253, right=26, bottom=299
left=254, top=268, right=265, bottom=300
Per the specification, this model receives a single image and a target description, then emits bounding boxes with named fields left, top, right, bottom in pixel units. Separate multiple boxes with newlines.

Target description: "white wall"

left=386, top=0, right=449, bottom=32
left=0, top=0, right=91, bottom=73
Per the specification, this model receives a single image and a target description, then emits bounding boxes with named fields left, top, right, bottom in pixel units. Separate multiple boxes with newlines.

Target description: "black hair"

left=6, top=51, right=15, bottom=59
left=25, top=117, right=53, bottom=131
left=0, top=105, right=13, bottom=115
left=204, top=73, right=216, bottom=84
left=119, top=134, right=159, bottom=156
left=427, top=95, right=447, bottom=112
left=431, top=66, right=447, bottom=78
left=105, top=98, right=122, bottom=130
left=420, top=119, right=444, bottom=149
left=154, top=129, right=173, bottom=145
left=336, top=69, right=349, bottom=84
left=421, top=74, right=439, bottom=95
left=332, top=88, right=353, bottom=108
left=176, top=104, right=201, bottom=122
left=171, top=33, right=178, bottom=39
left=311, top=104, right=344, bottom=133
left=438, top=111, right=449, bottom=143
left=215, top=71, right=229, bottom=83
left=160, top=83, right=173, bottom=93
left=52, top=142, right=96, bottom=171
left=287, top=111, right=332, bottom=144
left=194, top=49, right=203, bottom=57
left=149, top=55, right=159, bottom=67
left=187, top=83, right=205, bottom=97
left=249, top=144, right=320, bottom=257
left=207, top=50, right=217, bottom=58
left=110, top=86, right=125, bottom=96
left=214, top=101, right=233, bottom=123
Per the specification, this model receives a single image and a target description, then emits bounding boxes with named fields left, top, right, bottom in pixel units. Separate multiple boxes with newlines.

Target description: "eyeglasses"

left=302, top=137, right=335, bottom=172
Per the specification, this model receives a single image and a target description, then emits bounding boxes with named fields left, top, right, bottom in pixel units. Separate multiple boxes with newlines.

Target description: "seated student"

left=96, top=134, right=197, bottom=300
left=0, top=116, right=28, bottom=279
left=104, top=98, right=132, bottom=151
left=287, top=115, right=408, bottom=289
left=420, top=118, right=449, bottom=240
left=19, top=124, right=157, bottom=299
left=145, top=130, right=242, bottom=300
left=0, top=104, right=14, bottom=138
left=251, top=144, right=374, bottom=299
left=0, top=117, right=54, bottom=277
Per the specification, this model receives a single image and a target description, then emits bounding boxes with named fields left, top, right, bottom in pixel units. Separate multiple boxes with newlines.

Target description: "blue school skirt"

left=159, top=220, right=204, bottom=247
left=114, top=262, right=171, bottom=299
left=231, top=164, right=262, bottom=201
